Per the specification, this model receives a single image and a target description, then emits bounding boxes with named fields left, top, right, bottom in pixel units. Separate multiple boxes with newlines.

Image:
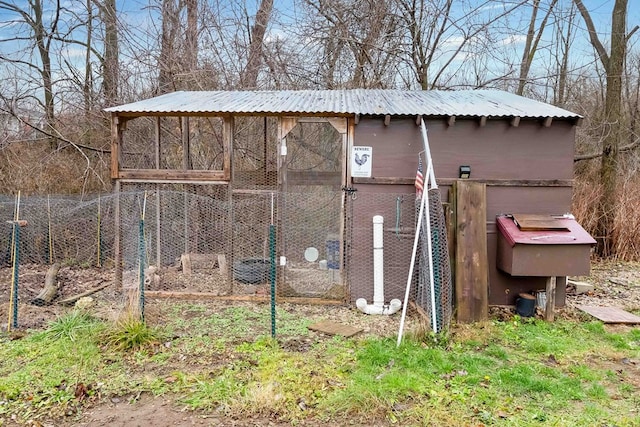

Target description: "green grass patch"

left=0, top=311, right=639, bottom=426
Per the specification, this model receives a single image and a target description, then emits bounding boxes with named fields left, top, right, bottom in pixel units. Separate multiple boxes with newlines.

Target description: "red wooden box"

left=496, top=214, right=596, bottom=277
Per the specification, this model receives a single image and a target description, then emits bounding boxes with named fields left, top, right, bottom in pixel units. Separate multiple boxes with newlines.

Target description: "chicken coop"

left=105, top=89, right=585, bottom=323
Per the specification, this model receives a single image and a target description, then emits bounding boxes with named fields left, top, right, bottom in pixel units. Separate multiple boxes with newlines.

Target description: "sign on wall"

left=351, top=146, right=372, bottom=177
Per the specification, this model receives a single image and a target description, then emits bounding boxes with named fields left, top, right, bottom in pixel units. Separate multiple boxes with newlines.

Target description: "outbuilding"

left=105, top=89, right=586, bottom=324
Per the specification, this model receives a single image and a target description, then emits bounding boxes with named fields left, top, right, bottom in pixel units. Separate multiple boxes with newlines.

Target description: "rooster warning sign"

left=351, top=146, right=372, bottom=177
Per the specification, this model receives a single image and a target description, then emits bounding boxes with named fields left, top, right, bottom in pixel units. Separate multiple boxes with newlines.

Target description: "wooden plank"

left=577, top=306, right=640, bottom=324
left=118, top=169, right=227, bottom=181
left=144, top=291, right=344, bottom=305
left=455, top=181, right=488, bottom=323
left=110, top=115, right=121, bottom=179
left=545, top=276, right=556, bottom=321
left=307, top=320, right=363, bottom=337
left=182, top=116, right=191, bottom=170
left=223, top=117, right=233, bottom=180
left=217, top=254, right=227, bottom=275
left=512, top=214, right=570, bottom=231
left=352, top=177, right=573, bottom=187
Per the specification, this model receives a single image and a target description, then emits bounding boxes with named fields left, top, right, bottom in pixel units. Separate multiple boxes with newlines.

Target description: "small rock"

left=75, top=296, right=94, bottom=309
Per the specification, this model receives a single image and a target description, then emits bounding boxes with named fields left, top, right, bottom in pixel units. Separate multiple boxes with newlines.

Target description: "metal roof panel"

left=105, top=89, right=581, bottom=119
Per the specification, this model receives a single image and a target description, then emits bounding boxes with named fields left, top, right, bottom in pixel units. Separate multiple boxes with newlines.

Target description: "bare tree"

left=516, top=0, right=558, bottom=96
left=395, top=0, right=527, bottom=90
left=0, top=0, right=61, bottom=148
left=240, top=0, right=273, bottom=88
left=100, top=0, right=119, bottom=105
left=573, top=0, right=637, bottom=256
left=299, top=0, right=400, bottom=88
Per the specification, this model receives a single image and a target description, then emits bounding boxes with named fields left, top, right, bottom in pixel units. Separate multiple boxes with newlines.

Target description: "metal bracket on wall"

left=342, top=186, right=358, bottom=200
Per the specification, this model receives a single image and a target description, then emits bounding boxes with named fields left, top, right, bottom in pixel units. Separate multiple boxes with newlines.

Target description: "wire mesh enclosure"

left=1, top=188, right=453, bottom=332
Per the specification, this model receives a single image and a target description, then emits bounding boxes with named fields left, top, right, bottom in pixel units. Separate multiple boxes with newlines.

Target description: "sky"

left=0, top=0, right=639, bottom=102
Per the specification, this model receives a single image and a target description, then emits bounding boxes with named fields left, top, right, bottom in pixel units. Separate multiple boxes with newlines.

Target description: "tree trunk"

left=31, top=263, right=61, bottom=306
left=101, top=0, right=118, bottom=105
left=573, top=0, right=628, bottom=256
left=517, top=0, right=558, bottom=96
left=32, top=0, right=59, bottom=149
left=158, top=0, right=180, bottom=94
left=241, top=0, right=273, bottom=88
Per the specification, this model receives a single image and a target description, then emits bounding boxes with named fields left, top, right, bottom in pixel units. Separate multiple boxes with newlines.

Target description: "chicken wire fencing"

left=1, top=188, right=452, bottom=334
left=344, top=189, right=453, bottom=333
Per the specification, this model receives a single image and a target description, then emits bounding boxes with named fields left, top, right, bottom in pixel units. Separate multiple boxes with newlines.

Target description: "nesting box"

left=496, top=214, right=596, bottom=277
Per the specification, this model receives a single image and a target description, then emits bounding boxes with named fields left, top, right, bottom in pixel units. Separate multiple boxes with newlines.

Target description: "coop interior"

left=117, top=114, right=346, bottom=301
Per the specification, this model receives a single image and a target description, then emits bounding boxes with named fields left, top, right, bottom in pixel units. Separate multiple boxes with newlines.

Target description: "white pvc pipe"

left=397, top=120, right=439, bottom=346
left=420, top=119, right=439, bottom=334
left=356, top=215, right=402, bottom=315
left=396, top=173, right=428, bottom=345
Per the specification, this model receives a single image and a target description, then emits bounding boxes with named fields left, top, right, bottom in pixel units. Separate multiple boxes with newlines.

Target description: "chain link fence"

left=1, top=187, right=452, bottom=334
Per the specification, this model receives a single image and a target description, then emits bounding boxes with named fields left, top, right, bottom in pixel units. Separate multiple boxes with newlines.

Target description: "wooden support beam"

left=110, top=115, right=122, bottom=179
left=327, top=118, right=347, bottom=134
left=384, top=115, right=391, bottom=126
left=416, top=115, right=422, bottom=126
left=447, top=115, right=456, bottom=127
left=545, top=276, right=557, bottom=321
left=479, top=116, right=487, bottom=127
left=511, top=116, right=521, bottom=127
left=543, top=117, right=553, bottom=127
left=118, top=169, right=227, bottom=181
left=454, top=181, right=488, bottom=323
left=354, top=114, right=360, bottom=125
left=223, top=117, right=233, bottom=180
left=182, top=116, right=191, bottom=170
left=352, top=177, right=574, bottom=187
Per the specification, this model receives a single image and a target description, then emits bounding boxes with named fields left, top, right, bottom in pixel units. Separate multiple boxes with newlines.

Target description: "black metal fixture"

left=459, top=165, right=471, bottom=179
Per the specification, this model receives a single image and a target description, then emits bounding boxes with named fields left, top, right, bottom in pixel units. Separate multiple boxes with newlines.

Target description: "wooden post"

left=155, top=117, right=161, bottom=269
left=114, top=180, right=122, bottom=287
left=545, top=276, right=557, bottom=321
left=454, top=181, right=488, bottom=323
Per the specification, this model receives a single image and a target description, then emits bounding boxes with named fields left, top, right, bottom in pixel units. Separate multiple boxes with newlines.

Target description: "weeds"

left=47, top=310, right=101, bottom=341
left=101, top=315, right=161, bottom=351
left=1, top=311, right=640, bottom=426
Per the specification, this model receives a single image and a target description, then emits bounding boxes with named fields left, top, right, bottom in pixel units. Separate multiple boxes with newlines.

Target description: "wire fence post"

left=10, top=222, right=20, bottom=330
left=7, top=192, right=21, bottom=332
left=138, top=192, right=147, bottom=322
left=270, top=193, right=276, bottom=338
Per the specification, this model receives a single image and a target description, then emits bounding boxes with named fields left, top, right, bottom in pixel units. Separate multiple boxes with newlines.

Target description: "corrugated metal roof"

left=104, top=89, right=581, bottom=119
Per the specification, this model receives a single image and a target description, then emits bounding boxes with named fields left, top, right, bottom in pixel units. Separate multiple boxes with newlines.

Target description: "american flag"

left=415, top=155, right=424, bottom=199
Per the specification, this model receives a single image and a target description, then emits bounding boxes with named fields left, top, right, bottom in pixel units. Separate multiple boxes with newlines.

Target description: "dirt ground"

left=1, top=261, right=639, bottom=426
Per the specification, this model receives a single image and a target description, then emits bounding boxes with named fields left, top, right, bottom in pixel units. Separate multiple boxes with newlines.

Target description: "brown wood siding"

left=348, top=117, right=577, bottom=306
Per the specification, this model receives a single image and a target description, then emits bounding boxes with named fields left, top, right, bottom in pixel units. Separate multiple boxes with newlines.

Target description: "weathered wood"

left=409, top=301, right=431, bottom=327
left=352, top=177, right=574, bottom=187
left=454, top=181, right=488, bottom=323
left=217, top=254, right=227, bottom=275
left=182, top=116, right=191, bottom=170
left=118, top=169, right=227, bottom=181
left=144, top=291, right=344, bottom=305
left=181, top=254, right=192, bottom=275
left=447, top=116, right=456, bottom=127
left=110, top=115, right=121, bottom=179
left=181, top=253, right=228, bottom=275
left=223, top=117, right=233, bottom=180
left=307, top=320, right=362, bottom=337
left=577, top=305, right=640, bottom=324
left=31, top=263, right=61, bottom=306
left=545, top=276, right=557, bottom=321
left=57, top=281, right=110, bottom=306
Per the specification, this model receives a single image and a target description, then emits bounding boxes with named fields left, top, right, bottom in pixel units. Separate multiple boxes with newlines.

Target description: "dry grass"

left=572, top=172, right=640, bottom=261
